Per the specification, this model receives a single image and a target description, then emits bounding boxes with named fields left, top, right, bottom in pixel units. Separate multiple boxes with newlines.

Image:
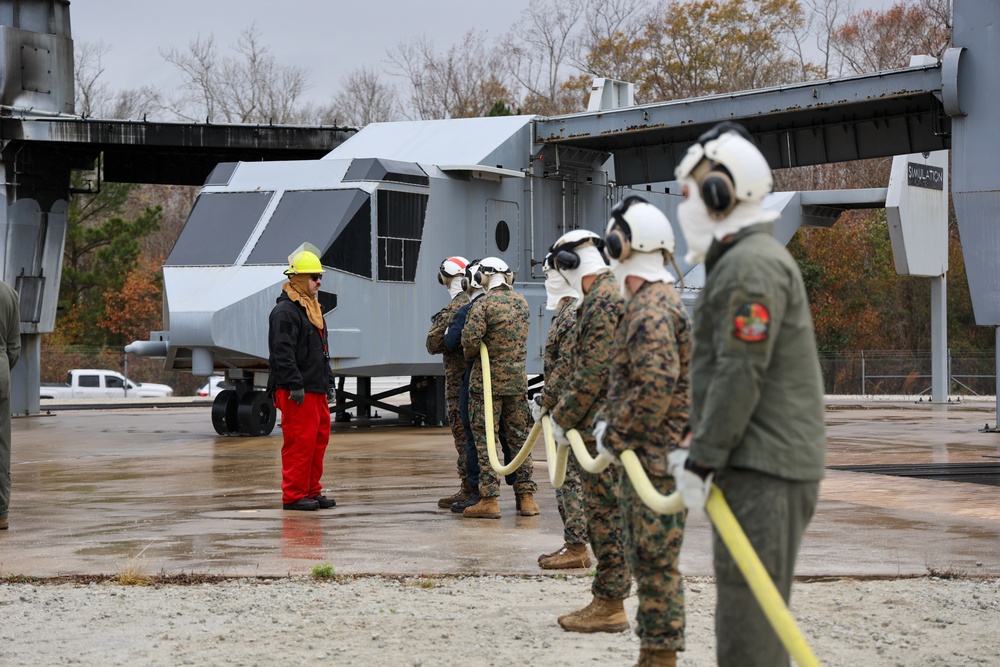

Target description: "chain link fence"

left=818, top=350, right=997, bottom=396
left=40, top=346, right=998, bottom=399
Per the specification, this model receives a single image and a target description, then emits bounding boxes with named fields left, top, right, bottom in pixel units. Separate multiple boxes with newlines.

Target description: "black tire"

left=211, top=389, right=240, bottom=435
left=237, top=390, right=277, bottom=437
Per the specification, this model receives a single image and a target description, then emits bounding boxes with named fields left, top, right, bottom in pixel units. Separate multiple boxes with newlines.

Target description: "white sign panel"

left=886, top=150, right=949, bottom=276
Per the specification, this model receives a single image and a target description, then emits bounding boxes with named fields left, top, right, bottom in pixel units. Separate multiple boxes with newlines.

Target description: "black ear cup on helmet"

left=553, top=249, right=580, bottom=270
left=700, top=167, right=736, bottom=218
left=605, top=226, right=630, bottom=261
left=606, top=196, right=647, bottom=261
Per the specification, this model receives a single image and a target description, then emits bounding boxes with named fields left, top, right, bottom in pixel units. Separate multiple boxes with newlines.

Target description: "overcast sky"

left=72, top=0, right=899, bottom=109
left=72, top=0, right=535, bottom=108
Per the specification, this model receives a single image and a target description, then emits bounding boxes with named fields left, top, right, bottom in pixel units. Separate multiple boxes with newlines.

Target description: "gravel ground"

left=1, top=574, right=998, bottom=666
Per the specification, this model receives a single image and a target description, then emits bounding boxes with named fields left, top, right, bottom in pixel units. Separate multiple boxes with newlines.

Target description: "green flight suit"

left=688, top=222, right=826, bottom=667
left=0, top=280, right=21, bottom=523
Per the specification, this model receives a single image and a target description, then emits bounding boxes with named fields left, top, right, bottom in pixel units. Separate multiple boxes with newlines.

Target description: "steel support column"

left=930, top=275, right=948, bottom=402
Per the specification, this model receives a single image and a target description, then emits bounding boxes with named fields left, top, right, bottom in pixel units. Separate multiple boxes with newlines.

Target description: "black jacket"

left=267, top=291, right=330, bottom=394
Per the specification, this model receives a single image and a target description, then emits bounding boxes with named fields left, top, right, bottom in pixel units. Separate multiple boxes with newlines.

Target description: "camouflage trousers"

left=555, top=449, right=588, bottom=545
left=468, top=392, right=536, bottom=498
left=579, top=433, right=630, bottom=600
left=445, top=389, right=466, bottom=483
left=713, top=468, right=818, bottom=667
left=619, top=469, right=685, bottom=651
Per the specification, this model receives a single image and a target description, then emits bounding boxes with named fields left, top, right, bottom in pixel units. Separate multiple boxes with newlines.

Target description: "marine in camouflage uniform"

left=461, top=268, right=537, bottom=518
left=426, top=288, right=471, bottom=505
left=602, top=279, right=691, bottom=657
left=537, top=296, right=590, bottom=568
left=550, top=269, right=629, bottom=629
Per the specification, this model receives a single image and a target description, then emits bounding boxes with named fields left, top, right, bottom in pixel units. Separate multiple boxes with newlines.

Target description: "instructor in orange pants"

left=267, top=244, right=336, bottom=511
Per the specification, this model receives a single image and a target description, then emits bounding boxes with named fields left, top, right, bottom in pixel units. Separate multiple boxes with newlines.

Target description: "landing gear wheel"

left=211, top=389, right=240, bottom=435
left=237, top=390, right=277, bottom=436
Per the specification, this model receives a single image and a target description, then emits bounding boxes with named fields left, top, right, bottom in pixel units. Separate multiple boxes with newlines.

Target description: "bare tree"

left=75, top=40, right=161, bottom=119
left=387, top=31, right=511, bottom=120
left=316, top=65, right=400, bottom=127
left=832, top=1, right=950, bottom=74
left=780, top=0, right=855, bottom=79
left=161, top=24, right=310, bottom=123
left=575, top=0, right=650, bottom=80
left=500, top=0, right=585, bottom=115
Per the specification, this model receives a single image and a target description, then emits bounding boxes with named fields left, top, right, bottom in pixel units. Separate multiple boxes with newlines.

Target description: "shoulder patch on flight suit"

left=732, top=301, right=770, bottom=343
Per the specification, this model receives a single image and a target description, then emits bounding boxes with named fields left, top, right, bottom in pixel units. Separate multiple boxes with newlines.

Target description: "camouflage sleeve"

left=461, top=298, right=487, bottom=361
left=541, top=306, right=576, bottom=410
left=604, top=308, right=680, bottom=453
left=425, top=306, right=451, bottom=355
left=553, top=294, right=618, bottom=429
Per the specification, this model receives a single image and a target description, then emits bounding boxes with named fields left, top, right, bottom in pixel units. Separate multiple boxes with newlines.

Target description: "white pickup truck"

left=40, top=369, right=174, bottom=399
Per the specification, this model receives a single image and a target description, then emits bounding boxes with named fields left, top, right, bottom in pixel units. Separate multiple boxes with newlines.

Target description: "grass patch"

left=926, top=565, right=968, bottom=580
left=311, top=562, right=335, bottom=579
left=114, top=543, right=153, bottom=586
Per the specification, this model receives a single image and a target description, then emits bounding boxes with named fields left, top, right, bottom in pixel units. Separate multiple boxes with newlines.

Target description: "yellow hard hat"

left=284, top=250, right=325, bottom=275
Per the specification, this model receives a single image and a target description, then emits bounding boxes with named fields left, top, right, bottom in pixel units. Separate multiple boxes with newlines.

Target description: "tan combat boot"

left=437, top=480, right=472, bottom=509
left=636, top=648, right=677, bottom=667
left=539, top=543, right=592, bottom=570
left=538, top=544, right=562, bottom=563
left=463, top=496, right=501, bottom=519
left=515, top=492, right=539, bottom=516
left=557, top=595, right=629, bottom=633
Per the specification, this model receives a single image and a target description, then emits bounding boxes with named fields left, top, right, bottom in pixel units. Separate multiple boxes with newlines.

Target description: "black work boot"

left=451, top=488, right=481, bottom=513
left=311, top=493, right=337, bottom=509
left=283, top=497, right=320, bottom=511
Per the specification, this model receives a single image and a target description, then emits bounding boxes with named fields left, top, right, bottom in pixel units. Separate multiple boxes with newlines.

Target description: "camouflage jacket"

left=425, top=292, right=470, bottom=395
left=604, top=281, right=692, bottom=477
left=552, top=272, right=623, bottom=431
left=462, top=285, right=530, bottom=396
left=541, top=298, right=577, bottom=411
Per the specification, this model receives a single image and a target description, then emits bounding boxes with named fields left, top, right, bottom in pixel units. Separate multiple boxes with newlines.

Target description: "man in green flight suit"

left=0, top=279, right=20, bottom=531
left=671, top=121, right=827, bottom=667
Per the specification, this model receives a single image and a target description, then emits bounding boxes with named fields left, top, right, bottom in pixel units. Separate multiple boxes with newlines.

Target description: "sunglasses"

left=309, top=274, right=323, bottom=282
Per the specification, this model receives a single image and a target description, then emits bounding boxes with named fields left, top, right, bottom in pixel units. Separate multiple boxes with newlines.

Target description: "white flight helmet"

left=605, top=196, right=675, bottom=262
left=437, top=256, right=469, bottom=285
left=548, top=229, right=610, bottom=298
left=461, top=259, right=484, bottom=292
left=548, top=229, right=605, bottom=271
left=674, top=121, right=773, bottom=219
left=477, top=256, right=514, bottom=290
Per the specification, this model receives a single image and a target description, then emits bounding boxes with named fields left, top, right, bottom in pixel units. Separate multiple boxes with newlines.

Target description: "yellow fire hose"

left=478, top=343, right=821, bottom=667
left=705, top=487, right=821, bottom=667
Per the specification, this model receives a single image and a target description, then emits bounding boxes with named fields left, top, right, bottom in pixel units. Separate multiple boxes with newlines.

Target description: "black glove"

left=289, top=388, right=305, bottom=405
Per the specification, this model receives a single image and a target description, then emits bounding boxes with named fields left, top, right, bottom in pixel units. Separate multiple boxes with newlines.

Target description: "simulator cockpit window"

left=166, top=192, right=273, bottom=266
left=245, top=189, right=372, bottom=279
left=377, top=190, right=428, bottom=282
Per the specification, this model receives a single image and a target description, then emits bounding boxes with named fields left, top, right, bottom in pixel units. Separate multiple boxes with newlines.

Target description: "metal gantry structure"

left=3, top=0, right=1000, bottom=431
